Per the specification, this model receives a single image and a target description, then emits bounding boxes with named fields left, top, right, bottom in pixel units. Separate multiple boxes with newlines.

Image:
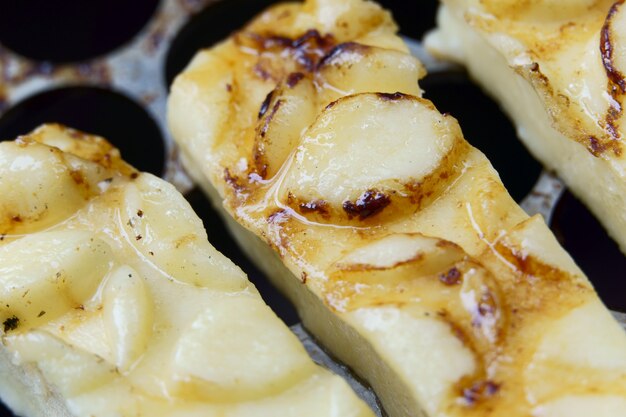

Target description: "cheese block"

left=0, top=124, right=374, bottom=417
left=425, top=0, right=626, bottom=253
left=168, top=0, right=626, bottom=416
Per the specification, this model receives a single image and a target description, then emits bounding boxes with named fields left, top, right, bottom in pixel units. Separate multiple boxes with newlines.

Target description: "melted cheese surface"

left=0, top=124, right=373, bottom=417
left=168, top=1, right=626, bottom=416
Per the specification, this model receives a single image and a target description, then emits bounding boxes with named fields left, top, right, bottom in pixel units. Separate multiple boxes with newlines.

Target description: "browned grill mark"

left=239, top=29, right=336, bottom=74
left=461, top=380, right=501, bottom=406
left=253, top=62, right=273, bottom=81
left=258, top=90, right=275, bottom=119
left=337, top=252, right=425, bottom=273
left=224, top=168, right=244, bottom=193
left=528, top=62, right=550, bottom=87
left=267, top=208, right=289, bottom=224
left=324, top=99, right=339, bottom=111
left=473, top=289, right=498, bottom=329
left=260, top=99, right=283, bottom=138
left=342, top=190, right=391, bottom=220
left=588, top=135, right=604, bottom=156
left=439, top=267, right=462, bottom=285
left=317, top=42, right=370, bottom=69
left=600, top=0, right=625, bottom=145
left=69, top=169, right=86, bottom=186
left=601, top=0, right=626, bottom=94
left=286, top=72, right=305, bottom=88
left=298, top=199, right=330, bottom=217
left=377, top=92, right=406, bottom=101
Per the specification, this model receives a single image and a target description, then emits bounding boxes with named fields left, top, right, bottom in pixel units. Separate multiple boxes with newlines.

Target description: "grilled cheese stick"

left=168, top=0, right=626, bottom=416
left=0, top=124, right=373, bottom=417
left=425, top=0, right=626, bottom=253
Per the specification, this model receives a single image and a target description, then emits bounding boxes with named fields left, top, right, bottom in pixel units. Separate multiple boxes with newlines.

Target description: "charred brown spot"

left=494, top=242, right=589, bottom=302
left=258, top=90, right=275, bottom=119
left=290, top=29, right=336, bottom=71
left=439, top=267, right=462, bottom=285
left=69, top=170, right=86, bottom=185
left=600, top=1, right=626, bottom=144
left=601, top=0, right=626, bottom=94
left=286, top=72, right=305, bottom=88
left=130, top=172, right=139, bottom=180
left=471, top=290, right=499, bottom=330
left=136, top=235, right=142, bottom=241
left=343, top=190, right=391, bottom=220
left=137, top=209, right=144, bottom=218
left=225, top=83, right=232, bottom=92
left=317, top=42, right=369, bottom=69
left=301, top=271, right=308, bottom=284
left=11, top=215, right=22, bottom=223
left=588, top=136, right=604, bottom=156
left=224, top=168, right=244, bottom=193
left=260, top=99, right=283, bottom=138
left=3, top=315, right=19, bottom=332
left=267, top=209, right=289, bottom=224
left=377, top=92, right=406, bottom=101
left=528, top=61, right=550, bottom=87
left=461, top=380, right=500, bottom=405
left=245, top=32, right=292, bottom=50
left=241, top=29, right=336, bottom=73
left=253, top=62, right=273, bottom=81
left=298, top=199, right=329, bottom=217
left=325, top=99, right=339, bottom=111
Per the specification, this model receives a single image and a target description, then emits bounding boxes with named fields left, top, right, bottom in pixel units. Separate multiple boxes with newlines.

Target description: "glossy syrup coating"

left=426, top=0, right=626, bottom=259
left=169, top=1, right=626, bottom=416
left=0, top=124, right=374, bottom=417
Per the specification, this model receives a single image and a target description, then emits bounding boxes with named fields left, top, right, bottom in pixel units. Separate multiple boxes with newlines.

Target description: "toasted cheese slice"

left=0, top=124, right=374, bottom=417
left=168, top=0, right=626, bottom=416
left=425, top=0, right=626, bottom=253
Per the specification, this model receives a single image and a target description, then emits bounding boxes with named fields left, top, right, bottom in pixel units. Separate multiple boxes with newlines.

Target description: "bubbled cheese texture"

left=0, top=124, right=374, bottom=417
left=168, top=1, right=626, bottom=417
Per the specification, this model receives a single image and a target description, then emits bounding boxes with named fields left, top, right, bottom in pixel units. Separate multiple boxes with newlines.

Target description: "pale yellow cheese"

left=425, top=0, right=626, bottom=253
left=167, top=0, right=626, bottom=416
left=0, top=124, right=374, bottom=417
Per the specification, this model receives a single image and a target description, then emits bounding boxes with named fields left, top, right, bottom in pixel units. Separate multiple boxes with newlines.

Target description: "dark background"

left=0, top=0, right=624, bottom=415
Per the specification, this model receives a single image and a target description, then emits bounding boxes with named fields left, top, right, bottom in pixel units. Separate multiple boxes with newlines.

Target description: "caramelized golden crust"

left=462, top=0, right=626, bottom=158
left=426, top=0, right=626, bottom=254
left=169, top=1, right=626, bottom=416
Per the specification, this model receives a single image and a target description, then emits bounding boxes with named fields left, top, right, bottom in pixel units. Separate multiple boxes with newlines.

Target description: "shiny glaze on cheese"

left=168, top=1, right=626, bottom=416
left=438, top=0, right=626, bottom=161
left=426, top=0, right=626, bottom=255
left=0, top=124, right=373, bottom=417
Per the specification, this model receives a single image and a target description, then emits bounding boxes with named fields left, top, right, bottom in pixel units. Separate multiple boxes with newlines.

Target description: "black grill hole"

left=551, top=190, right=626, bottom=312
left=165, top=0, right=274, bottom=87
left=0, top=86, right=165, bottom=176
left=421, top=70, right=543, bottom=202
left=0, top=0, right=160, bottom=63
